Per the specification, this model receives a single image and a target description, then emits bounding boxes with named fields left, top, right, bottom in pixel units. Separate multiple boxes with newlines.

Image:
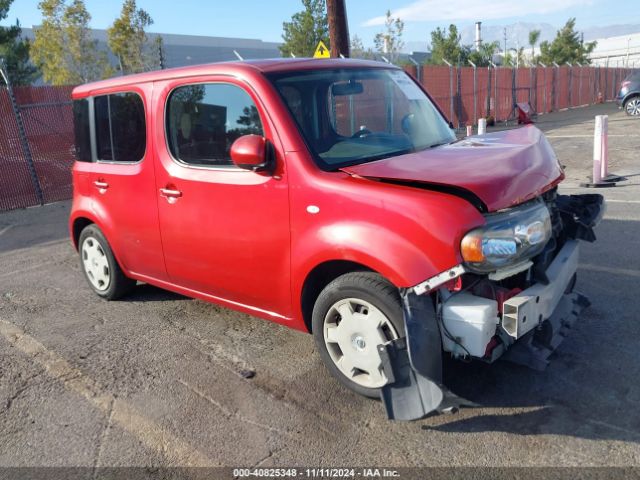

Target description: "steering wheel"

left=351, top=128, right=372, bottom=138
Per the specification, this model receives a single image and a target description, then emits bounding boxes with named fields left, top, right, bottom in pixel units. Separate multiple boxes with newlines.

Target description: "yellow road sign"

left=313, top=41, right=330, bottom=59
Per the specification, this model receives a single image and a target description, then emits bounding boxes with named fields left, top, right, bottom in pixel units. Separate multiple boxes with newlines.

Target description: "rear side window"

left=166, top=83, right=263, bottom=167
left=94, top=92, right=146, bottom=163
left=72, top=99, right=91, bottom=162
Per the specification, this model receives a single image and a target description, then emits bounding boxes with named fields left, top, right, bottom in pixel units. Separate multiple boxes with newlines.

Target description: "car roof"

left=72, top=58, right=397, bottom=98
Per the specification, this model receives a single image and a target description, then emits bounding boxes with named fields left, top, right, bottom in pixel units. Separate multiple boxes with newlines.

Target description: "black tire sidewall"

left=311, top=272, right=404, bottom=399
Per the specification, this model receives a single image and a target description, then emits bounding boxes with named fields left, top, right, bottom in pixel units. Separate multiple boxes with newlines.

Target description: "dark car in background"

left=616, top=72, right=640, bottom=116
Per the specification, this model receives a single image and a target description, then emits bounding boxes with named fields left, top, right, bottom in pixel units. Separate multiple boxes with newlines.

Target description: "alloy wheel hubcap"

left=627, top=99, right=640, bottom=116
left=81, top=236, right=110, bottom=291
left=323, top=298, right=399, bottom=389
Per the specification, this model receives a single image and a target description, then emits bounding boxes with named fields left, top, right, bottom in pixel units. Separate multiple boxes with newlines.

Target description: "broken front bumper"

left=379, top=193, right=603, bottom=421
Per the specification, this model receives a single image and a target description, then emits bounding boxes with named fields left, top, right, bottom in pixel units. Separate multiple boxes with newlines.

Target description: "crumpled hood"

left=341, top=126, right=564, bottom=212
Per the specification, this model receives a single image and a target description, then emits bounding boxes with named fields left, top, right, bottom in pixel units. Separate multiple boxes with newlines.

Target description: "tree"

left=280, top=0, right=329, bottom=58
left=31, top=0, right=110, bottom=85
left=374, top=10, right=404, bottom=63
left=528, top=29, right=541, bottom=64
left=107, top=0, right=154, bottom=74
left=0, top=0, right=39, bottom=85
left=503, top=47, right=526, bottom=67
left=429, top=24, right=468, bottom=65
left=539, top=18, right=596, bottom=65
left=468, top=40, right=499, bottom=67
left=350, top=34, right=374, bottom=59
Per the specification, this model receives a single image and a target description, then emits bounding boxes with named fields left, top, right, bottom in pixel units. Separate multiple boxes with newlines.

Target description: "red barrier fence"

left=404, top=64, right=635, bottom=127
left=0, top=65, right=636, bottom=212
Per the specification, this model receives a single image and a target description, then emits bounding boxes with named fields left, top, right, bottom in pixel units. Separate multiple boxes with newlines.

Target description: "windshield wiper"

left=428, top=140, right=452, bottom=148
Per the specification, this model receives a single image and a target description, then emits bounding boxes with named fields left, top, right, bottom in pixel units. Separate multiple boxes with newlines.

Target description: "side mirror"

left=230, top=135, right=273, bottom=173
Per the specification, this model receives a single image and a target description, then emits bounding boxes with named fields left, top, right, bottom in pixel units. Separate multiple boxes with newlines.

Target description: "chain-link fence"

left=0, top=68, right=75, bottom=212
left=0, top=63, right=637, bottom=212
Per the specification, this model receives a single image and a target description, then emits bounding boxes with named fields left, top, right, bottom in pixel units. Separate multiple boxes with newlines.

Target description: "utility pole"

left=327, top=0, right=350, bottom=57
left=503, top=27, right=507, bottom=65
left=157, top=37, right=165, bottom=70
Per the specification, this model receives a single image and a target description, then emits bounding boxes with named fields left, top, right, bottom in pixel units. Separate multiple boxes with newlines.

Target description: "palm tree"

left=529, top=29, right=541, bottom=64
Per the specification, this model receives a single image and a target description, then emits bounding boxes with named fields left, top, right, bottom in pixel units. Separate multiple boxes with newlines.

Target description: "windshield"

left=269, top=68, right=456, bottom=170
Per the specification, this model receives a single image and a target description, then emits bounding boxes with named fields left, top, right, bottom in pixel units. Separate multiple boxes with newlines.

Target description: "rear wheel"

left=624, top=96, right=640, bottom=116
left=311, top=272, right=404, bottom=398
left=78, top=224, right=136, bottom=300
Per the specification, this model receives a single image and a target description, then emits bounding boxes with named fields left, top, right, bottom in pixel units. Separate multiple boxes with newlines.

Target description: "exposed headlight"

left=460, top=201, right=552, bottom=272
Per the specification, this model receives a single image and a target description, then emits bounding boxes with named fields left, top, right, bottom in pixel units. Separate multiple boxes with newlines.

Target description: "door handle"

left=159, top=188, right=182, bottom=198
left=93, top=180, right=109, bottom=189
left=159, top=187, right=182, bottom=203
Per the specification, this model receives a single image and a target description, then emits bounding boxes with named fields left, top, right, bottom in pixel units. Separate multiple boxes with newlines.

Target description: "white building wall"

left=588, top=32, right=640, bottom=67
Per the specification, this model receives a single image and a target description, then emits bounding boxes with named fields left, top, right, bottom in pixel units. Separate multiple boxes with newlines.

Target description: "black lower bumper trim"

left=379, top=291, right=476, bottom=421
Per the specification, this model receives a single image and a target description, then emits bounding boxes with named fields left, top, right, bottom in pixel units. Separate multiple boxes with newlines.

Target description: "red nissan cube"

left=70, top=59, right=602, bottom=420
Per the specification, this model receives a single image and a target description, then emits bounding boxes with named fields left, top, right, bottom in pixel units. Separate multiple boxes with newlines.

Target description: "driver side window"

left=166, top=83, right=263, bottom=167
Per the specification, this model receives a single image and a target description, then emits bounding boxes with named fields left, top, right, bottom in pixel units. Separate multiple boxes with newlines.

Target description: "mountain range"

left=404, top=22, right=640, bottom=53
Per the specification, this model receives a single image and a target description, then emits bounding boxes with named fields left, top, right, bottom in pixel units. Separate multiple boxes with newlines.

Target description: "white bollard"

left=580, top=114, right=616, bottom=187
left=478, top=118, right=487, bottom=135
left=592, top=115, right=603, bottom=184
left=600, top=115, right=609, bottom=179
left=466, top=125, right=473, bottom=137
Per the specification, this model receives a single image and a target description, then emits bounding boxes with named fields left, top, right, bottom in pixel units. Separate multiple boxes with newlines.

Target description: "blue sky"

left=1, top=0, right=635, bottom=46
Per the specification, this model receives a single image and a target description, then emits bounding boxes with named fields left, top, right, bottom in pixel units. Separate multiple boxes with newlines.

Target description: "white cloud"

left=362, top=0, right=593, bottom=26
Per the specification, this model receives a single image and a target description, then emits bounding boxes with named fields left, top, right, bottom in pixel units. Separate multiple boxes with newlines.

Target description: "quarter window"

left=72, top=99, right=91, bottom=162
left=166, top=83, right=263, bottom=167
left=94, top=92, right=146, bottom=163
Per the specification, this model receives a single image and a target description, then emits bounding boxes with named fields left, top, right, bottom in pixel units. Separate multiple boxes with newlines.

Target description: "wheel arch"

left=71, top=217, right=94, bottom=250
left=300, top=260, right=378, bottom=333
left=624, top=92, right=640, bottom=106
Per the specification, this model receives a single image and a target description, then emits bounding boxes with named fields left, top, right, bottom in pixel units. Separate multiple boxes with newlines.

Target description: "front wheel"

left=78, top=224, right=136, bottom=300
left=311, top=272, right=404, bottom=398
left=624, top=96, right=640, bottom=116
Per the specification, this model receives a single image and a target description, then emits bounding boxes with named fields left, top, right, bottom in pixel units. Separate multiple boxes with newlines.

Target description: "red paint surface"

left=342, top=126, right=564, bottom=212
left=69, top=59, right=564, bottom=331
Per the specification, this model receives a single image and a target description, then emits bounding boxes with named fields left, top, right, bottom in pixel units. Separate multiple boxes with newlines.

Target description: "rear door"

left=152, top=77, right=292, bottom=318
left=89, top=86, right=167, bottom=281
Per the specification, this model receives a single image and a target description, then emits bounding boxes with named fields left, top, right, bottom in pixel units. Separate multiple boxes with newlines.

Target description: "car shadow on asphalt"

left=430, top=357, right=640, bottom=444
left=126, top=283, right=190, bottom=302
left=426, top=217, right=640, bottom=443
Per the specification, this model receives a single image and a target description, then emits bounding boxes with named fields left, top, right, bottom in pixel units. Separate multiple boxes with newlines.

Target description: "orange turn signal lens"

left=461, top=233, right=485, bottom=263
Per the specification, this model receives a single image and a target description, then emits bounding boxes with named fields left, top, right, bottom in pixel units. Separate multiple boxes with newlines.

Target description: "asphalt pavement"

left=0, top=103, right=639, bottom=470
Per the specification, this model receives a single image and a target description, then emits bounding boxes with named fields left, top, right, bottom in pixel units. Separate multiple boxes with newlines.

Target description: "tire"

left=311, top=272, right=404, bottom=398
left=624, top=96, right=640, bottom=116
left=78, top=224, right=136, bottom=300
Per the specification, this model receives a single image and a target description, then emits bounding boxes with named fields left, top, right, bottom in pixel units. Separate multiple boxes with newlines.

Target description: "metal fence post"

left=494, top=65, right=498, bottom=120
left=0, top=59, right=44, bottom=205
left=457, top=66, right=462, bottom=127
left=539, top=63, right=547, bottom=113
left=486, top=65, right=491, bottom=118
left=444, top=59, right=454, bottom=126
left=469, top=59, right=477, bottom=125
left=578, top=63, right=583, bottom=106
left=552, top=62, right=559, bottom=111
left=511, top=67, right=517, bottom=114
left=566, top=63, right=573, bottom=107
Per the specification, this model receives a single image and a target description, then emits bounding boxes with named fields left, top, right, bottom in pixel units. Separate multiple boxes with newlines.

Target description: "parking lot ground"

left=0, top=103, right=639, bottom=469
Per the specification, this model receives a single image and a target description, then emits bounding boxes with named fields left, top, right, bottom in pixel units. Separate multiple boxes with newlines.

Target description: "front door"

left=152, top=78, right=291, bottom=318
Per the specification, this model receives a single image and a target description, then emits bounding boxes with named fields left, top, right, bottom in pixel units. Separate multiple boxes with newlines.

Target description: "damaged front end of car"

left=379, top=191, right=604, bottom=421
